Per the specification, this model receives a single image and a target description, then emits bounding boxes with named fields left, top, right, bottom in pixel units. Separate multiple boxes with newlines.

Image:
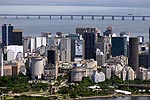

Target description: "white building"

left=0, top=53, right=3, bottom=76
left=96, top=49, right=105, bottom=66
left=121, top=66, right=135, bottom=81
left=30, top=38, right=35, bottom=52
left=127, top=67, right=135, bottom=80
left=101, top=65, right=111, bottom=79
left=47, top=37, right=61, bottom=47
left=6, top=45, right=23, bottom=61
left=35, top=37, right=46, bottom=49
left=138, top=67, right=150, bottom=80
left=71, top=59, right=97, bottom=82
left=93, top=71, right=105, bottom=83
left=31, top=56, right=46, bottom=79
left=113, top=64, right=123, bottom=78
left=121, top=67, right=127, bottom=81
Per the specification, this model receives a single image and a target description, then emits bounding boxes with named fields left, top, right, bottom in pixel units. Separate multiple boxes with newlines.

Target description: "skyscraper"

left=47, top=49, right=57, bottom=64
left=139, top=54, right=148, bottom=68
left=66, top=34, right=80, bottom=62
left=12, top=29, right=22, bottom=45
left=76, top=27, right=97, bottom=36
left=83, top=32, right=95, bottom=60
left=2, top=24, right=13, bottom=46
left=111, top=37, right=127, bottom=57
left=45, top=46, right=59, bottom=79
left=59, top=38, right=71, bottom=62
left=128, top=37, right=139, bottom=73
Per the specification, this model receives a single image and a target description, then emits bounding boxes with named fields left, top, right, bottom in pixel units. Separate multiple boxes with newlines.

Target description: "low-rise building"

left=0, top=61, right=26, bottom=76
left=138, top=67, right=150, bottom=80
left=71, top=59, right=97, bottom=82
left=121, top=66, right=135, bottom=81
left=93, top=71, right=105, bottom=83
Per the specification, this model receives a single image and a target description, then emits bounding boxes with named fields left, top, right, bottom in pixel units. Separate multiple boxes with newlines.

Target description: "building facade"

left=2, top=24, right=14, bottom=46
left=128, top=37, right=139, bottom=74
left=111, top=37, right=127, bottom=57
left=83, top=32, right=95, bottom=60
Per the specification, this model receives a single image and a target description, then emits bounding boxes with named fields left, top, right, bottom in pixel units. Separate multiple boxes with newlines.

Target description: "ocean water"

left=86, top=96, right=150, bottom=100
left=0, top=6, right=150, bottom=41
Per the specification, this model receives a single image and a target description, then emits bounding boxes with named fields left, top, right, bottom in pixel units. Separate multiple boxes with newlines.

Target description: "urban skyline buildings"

left=0, top=23, right=150, bottom=81
left=2, top=24, right=22, bottom=46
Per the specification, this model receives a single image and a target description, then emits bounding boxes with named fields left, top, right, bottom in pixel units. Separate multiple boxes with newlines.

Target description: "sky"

left=0, top=0, right=150, bottom=7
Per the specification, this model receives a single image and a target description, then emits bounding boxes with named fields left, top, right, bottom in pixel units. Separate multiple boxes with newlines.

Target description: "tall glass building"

left=111, top=37, right=127, bottom=57
left=83, top=32, right=95, bottom=60
left=2, top=24, right=13, bottom=46
left=129, top=37, right=139, bottom=73
left=12, top=29, right=22, bottom=45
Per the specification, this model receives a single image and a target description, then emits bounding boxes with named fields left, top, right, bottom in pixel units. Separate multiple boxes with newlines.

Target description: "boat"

left=128, top=14, right=132, bottom=16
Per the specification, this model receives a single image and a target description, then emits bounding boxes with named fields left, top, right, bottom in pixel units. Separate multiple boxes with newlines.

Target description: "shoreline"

left=74, top=94, right=150, bottom=100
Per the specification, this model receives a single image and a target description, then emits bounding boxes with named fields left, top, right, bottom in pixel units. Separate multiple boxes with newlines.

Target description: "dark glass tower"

left=47, top=50, right=56, bottom=64
left=71, top=39, right=75, bottom=62
left=83, top=32, right=95, bottom=60
left=128, top=37, right=139, bottom=73
left=139, top=54, right=148, bottom=68
left=111, top=37, right=127, bottom=57
left=12, top=29, right=22, bottom=45
left=2, top=24, right=13, bottom=46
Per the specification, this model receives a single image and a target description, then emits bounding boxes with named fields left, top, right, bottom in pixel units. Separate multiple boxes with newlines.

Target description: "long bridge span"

left=0, top=14, right=150, bottom=21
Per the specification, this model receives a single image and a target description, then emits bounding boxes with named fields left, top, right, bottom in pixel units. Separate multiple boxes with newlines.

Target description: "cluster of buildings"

left=0, top=24, right=150, bottom=83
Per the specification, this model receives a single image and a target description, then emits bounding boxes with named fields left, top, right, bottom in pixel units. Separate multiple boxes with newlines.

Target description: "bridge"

left=0, top=14, right=150, bottom=21
left=119, top=84, right=150, bottom=89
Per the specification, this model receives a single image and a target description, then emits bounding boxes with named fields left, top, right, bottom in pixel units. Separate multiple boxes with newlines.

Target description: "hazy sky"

left=0, top=0, right=150, bottom=7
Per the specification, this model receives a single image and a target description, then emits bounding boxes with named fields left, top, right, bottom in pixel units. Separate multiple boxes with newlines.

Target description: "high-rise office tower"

left=83, top=32, right=95, bottom=60
left=47, top=49, right=58, bottom=64
left=139, top=54, right=148, bottom=69
left=96, top=35, right=111, bottom=61
left=128, top=37, right=139, bottom=73
left=59, top=38, right=71, bottom=62
left=45, top=46, right=59, bottom=79
left=12, top=29, right=22, bottom=45
left=71, top=39, right=75, bottom=62
left=76, top=27, right=97, bottom=36
left=22, top=36, right=32, bottom=54
left=2, top=24, right=14, bottom=46
left=111, top=37, right=127, bottom=57
left=66, top=34, right=80, bottom=62
left=47, top=50, right=55, bottom=64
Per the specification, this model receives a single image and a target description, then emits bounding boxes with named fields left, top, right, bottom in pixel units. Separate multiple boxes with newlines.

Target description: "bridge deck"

left=0, top=14, right=150, bottom=20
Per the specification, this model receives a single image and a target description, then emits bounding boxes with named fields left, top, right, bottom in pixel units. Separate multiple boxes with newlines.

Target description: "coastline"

left=73, top=94, right=150, bottom=100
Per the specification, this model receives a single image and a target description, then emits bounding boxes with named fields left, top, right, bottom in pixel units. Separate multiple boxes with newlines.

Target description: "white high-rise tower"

left=0, top=52, right=3, bottom=76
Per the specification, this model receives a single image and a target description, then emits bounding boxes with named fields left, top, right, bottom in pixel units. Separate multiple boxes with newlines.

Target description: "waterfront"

left=0, top=6, right=150, bottom=41
left=86, top=96, right=150, bottom=100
